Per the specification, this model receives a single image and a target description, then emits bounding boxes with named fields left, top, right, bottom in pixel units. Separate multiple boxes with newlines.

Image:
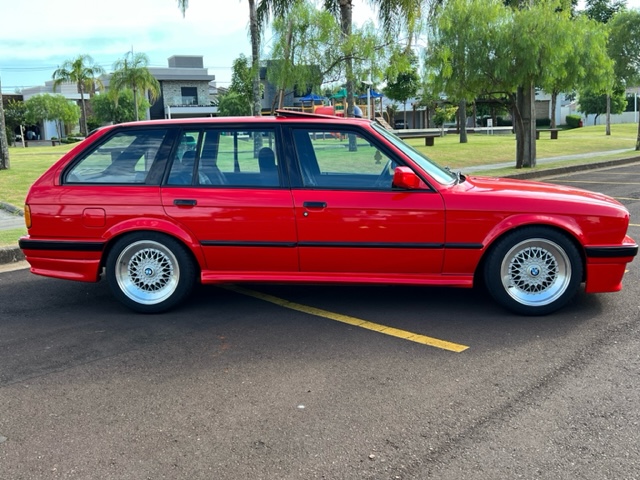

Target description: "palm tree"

left=52, top=54, right=104, bottom=136
left=178, top=1, right=262, bottom=116
left=178, top=0, right=424, bottom=117
left=110, top=52, right=161, bottom=121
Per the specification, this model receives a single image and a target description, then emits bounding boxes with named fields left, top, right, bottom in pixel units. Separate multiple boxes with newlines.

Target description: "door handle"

left=303, top=201, right=327, bottom=209
left=174, top=199, right=197, bottom=206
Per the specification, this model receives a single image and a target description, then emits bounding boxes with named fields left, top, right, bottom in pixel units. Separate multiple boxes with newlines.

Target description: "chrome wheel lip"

left=115, top=240, right=180, bottom=306
left=500, top=238, right=571, bottom=307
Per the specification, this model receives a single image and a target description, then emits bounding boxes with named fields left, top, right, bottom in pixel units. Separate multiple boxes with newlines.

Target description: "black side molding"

left=585, top=245, right=639, bottom=258
left=19, top=239, right=105, bottom=252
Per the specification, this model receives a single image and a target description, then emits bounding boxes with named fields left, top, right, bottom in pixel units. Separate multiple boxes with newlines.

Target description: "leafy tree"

left=608, top=9, right=640, bottom=149
left=110, top=52, right=160, bottom=121
left=4, top=99, right=27, bottom=146
left=427, top=0, right=613, bottom=168
left=583, top=0, right=626, bottom=23
left=25, top=94, right=80, bottom=140
left=52, top=54, right=104, bottom=136
left=538, top=15, right=612, bottom=129
left=218, top=91, right=252, bottom=116
left=225, top=55, right=255, bottom=115
left=384, top=52, right=420, bottom=129
left=268, top=1, right=333, bottom=111
left=91, top=89, right=147, bottom=125
left=577, top=87, right=627, bottom=124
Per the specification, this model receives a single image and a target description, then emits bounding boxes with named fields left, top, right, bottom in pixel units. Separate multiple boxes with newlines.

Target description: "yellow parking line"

left=629, top=224, right=640, bottom=227
left=223, top=285, right=469, bottom=353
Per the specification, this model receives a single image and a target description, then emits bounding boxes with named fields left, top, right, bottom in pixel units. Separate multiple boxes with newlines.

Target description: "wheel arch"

left=99, top=220, right=205, bottom=275
left=474, top=219, right=587, bottom=285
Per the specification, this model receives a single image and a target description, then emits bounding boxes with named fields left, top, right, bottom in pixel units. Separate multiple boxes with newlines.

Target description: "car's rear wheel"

left=106, top=233, right=196, bottom=313
left=484, top=227, right=583, bottom=315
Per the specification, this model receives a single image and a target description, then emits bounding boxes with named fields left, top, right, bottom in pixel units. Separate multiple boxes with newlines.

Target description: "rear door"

left=161, top=126, right=298, bottom=273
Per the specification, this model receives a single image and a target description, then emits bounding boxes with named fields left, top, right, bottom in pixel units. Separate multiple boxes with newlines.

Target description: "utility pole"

left=0, top=76, right=10, bottom=170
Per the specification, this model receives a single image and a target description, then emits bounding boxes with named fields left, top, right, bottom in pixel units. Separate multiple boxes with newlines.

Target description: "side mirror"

left=392, top=166, right=426, bottom=190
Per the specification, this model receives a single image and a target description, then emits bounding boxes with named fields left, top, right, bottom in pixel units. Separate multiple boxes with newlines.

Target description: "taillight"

left=24, top=205, right=32, bottom=229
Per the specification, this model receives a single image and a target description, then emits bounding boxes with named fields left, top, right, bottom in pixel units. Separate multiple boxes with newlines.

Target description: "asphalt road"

left=1, top=163, right=640, bottom=480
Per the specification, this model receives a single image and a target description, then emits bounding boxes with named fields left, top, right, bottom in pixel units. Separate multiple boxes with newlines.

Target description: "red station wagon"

left=19, top=111, right=638, bottom=315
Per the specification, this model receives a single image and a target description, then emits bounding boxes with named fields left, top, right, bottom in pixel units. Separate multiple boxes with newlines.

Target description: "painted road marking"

left=223, top=285, right=469, bottom=353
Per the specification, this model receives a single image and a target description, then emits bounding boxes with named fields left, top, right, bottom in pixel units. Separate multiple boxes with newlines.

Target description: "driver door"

left=289, top=127, right=445, bottom=275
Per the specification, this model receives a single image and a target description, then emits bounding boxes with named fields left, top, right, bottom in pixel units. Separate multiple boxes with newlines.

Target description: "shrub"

left=535, top=118, right=551, bottom=128
left=496, top=116, right=513, bottom=127
left=565, top=114, right=582, bottom=128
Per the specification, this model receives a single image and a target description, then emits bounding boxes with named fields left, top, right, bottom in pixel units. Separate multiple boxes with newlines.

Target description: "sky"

left=1, top=0, right=639, bottom=94
left=0, top=0, right=376, bottom=93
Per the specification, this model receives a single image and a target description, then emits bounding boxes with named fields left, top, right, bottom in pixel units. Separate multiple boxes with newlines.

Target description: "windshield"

left=372, top=123, right=457, bottom=185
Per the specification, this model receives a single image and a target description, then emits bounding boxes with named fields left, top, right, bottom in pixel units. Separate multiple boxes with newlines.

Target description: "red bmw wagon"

left=19, top=111, right=638, bottom=315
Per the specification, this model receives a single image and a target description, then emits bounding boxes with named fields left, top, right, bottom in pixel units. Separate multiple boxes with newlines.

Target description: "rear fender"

left=101, top=217, right=205, bottom=267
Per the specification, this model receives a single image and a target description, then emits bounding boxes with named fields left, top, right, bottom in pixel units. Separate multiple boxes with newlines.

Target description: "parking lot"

left=1, top=162, right=640, bottom=479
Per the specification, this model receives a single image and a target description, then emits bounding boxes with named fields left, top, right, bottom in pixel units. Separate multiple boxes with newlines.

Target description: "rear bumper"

left=19, top=237, right=104, bottom=282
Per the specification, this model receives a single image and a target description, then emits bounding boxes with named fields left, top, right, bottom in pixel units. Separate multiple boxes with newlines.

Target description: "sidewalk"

left=1, top=150, right=639, bottom=267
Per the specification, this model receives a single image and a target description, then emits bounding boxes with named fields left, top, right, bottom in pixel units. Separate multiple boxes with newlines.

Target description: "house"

left=147, top=55, right=217, bottom=119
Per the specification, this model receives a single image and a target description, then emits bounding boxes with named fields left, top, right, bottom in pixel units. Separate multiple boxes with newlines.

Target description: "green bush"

left=535, top=118, right=551, bottom=128
left=496, top=116, right=512, bottom=127
left=61, top=138, right=80, bottom=144
left=565, top=114, right=582, bottom=128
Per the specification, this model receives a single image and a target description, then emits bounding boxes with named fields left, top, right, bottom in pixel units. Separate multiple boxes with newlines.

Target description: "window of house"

left=181, top=87, right=198, bottom=105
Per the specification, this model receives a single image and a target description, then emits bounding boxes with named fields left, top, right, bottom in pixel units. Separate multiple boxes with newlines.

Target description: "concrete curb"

left=0, top=245, right=24, bottom=265
left=503, top=155, right=640, bottom=180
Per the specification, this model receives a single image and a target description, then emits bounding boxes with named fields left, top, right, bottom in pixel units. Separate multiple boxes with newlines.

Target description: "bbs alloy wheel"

left=106, top=233, right=195, bottom=313
left=485, top=228, right=583, bottom=315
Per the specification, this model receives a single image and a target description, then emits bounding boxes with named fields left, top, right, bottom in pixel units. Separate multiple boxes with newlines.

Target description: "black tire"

left=483, top=227, right=583, bottom=316
left=105, top=232, right=196, bottom=313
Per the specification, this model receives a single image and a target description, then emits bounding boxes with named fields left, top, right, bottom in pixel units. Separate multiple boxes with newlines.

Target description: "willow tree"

left=608, top=9, right=640, bottom=150
left=52, top=54, right=104, bottom=135
left=428, top=0, right=613, bottom=168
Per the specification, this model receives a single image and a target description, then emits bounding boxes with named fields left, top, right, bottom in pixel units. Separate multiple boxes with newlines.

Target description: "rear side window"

left=65, top=129, right=169, bottom=184
left=166, top=128, right=281, bottom=188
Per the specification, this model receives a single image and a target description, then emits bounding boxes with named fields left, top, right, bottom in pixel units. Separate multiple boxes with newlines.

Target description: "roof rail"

left=275, top=109, right=344, bottom=119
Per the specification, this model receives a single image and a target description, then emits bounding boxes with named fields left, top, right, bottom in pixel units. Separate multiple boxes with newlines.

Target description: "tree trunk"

left=515, top=84, right=536, bottom=168
left=339, top=0, right=354, bottom=118
left=459, top=99, right=468, bottom=143
left=79, top=82, right=88, bottom=136
left=133, top=87, right=139, bottom=122
left=277, top=17, right=295, bottom=110
left=550, top=91, right=557, bottom=129
left=605, top=94, right=611, bottom=136
left=249, top=0, right=262, bottom=117
left=636, top=113, right=640, bottom=151
left=0, top=77, right=10, bottom=170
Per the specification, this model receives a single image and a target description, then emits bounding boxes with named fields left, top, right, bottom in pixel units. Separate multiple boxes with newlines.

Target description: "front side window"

left=65, top=129, right=169, bottom=184
left=292, top=128, right=396, bottom=189
left=166, top=128, right=281, bottom=188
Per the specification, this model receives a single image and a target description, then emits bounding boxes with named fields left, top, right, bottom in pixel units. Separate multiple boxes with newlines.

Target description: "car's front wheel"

left=484, top=227, right=583, bottom=315
left=106, top=233, right=196, bottom=313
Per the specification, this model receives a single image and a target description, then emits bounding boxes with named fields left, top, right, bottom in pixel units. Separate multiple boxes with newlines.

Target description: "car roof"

left=112, top=110, right=373, bottom=129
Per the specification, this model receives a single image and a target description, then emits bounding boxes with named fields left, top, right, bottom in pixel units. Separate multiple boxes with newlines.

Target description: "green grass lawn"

left=0, top=123, right=638, bottom=249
